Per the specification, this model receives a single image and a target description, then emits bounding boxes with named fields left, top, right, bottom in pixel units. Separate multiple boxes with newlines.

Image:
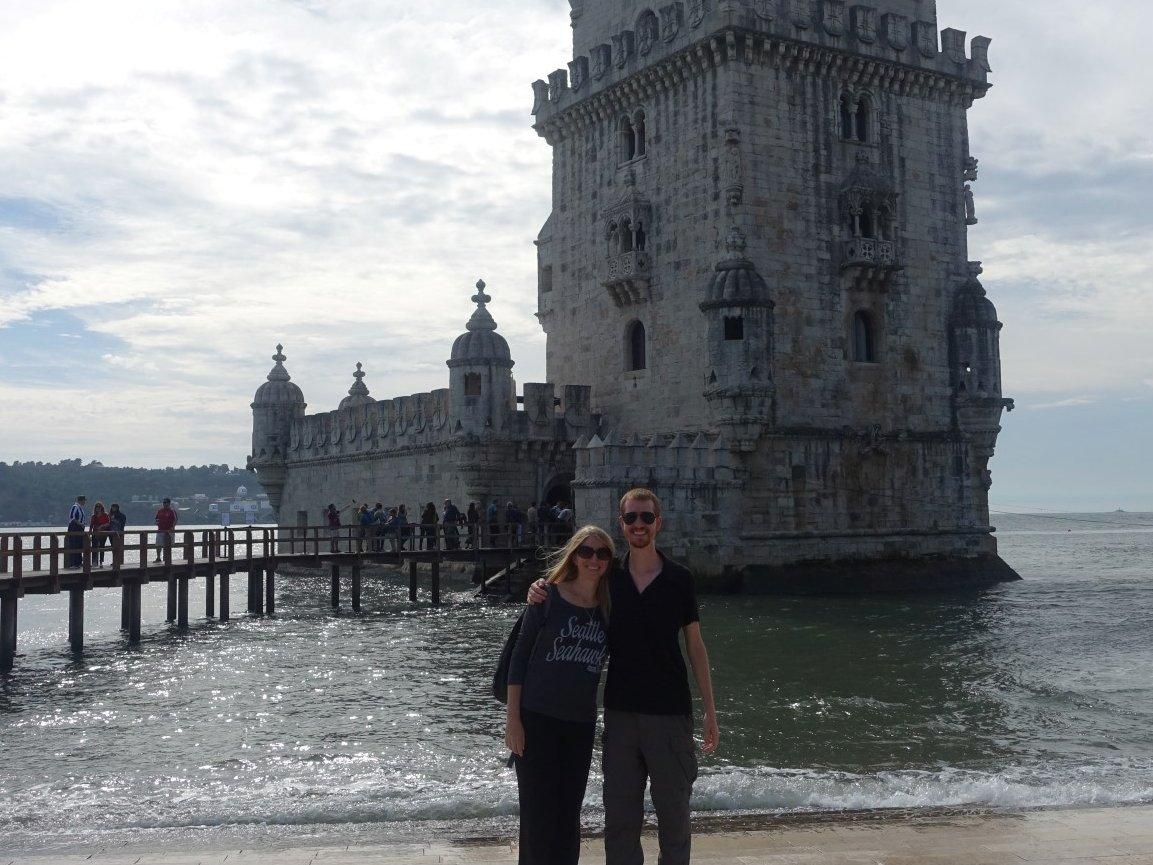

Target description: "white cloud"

left=1026, top=397, right=1096, bottom=411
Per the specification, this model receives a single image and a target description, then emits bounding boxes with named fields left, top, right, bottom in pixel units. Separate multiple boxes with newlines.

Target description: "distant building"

left=249, top=0, right=1017, bottom=591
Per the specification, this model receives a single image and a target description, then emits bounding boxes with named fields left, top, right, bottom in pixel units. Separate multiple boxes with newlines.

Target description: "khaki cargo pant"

left=602, top=709, right=698, bottom=865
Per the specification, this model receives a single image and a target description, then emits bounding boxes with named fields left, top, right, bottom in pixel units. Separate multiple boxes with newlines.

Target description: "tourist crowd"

left=63, top=494, right=179, bottom=568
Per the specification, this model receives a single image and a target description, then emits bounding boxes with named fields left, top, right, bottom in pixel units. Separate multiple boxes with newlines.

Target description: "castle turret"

left=700, top=228, right=776, bottom=449
left=448, top=280, right=516, bottom=435
left=338, top=362, right=375, bottom=410
left=950, top=262, right=1013, bottom=467
left=248, top=344, right=306, bottom=513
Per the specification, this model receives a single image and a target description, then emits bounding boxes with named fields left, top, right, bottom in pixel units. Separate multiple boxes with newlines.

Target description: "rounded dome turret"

left=338, top=362, right=375, bottom=410
left=952, top=264, right=1000, bottom=327
left=253, top=345, right=306, bottom=407
left=448, top=280, right=514, bottom=368
left=700, top=229, right=773, bottom=310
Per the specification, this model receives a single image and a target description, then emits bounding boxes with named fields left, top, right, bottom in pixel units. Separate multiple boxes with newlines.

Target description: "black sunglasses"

left=621, top=511, right=658, bottom=526
left=575, top=545, right=613, bottom=561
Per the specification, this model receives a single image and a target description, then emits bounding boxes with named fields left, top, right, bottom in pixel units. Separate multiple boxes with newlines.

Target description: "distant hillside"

left=0, top=460, right=265, bottom=526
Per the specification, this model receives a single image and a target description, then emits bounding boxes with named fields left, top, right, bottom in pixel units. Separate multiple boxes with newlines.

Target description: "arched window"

left=839, top=92, right=854, bottom=139
left=607, top=221, right=620, bottom=256
left=627, top=321, right=647, bottom=371
left=634, top=111, right=647, bottom=156
left=620, top=218, right=634, bottom=252
left=620, top=116, right=637, bottom=161
left=876, top=206, right=892, bottom=241
left=854, top=95, right=871, bottom=143
left=852, top=312, right=876, bottom=363
left=858, top=204, right=875, bottom=239
left=635, top=222, right=647, bottom=251
left=724, top=316, right=745, bottom=341
left=464, top=373, right=482, bottom=396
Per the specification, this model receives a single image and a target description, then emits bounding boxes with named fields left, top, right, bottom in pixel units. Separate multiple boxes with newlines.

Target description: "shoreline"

left=6, top=802, right=1153, bottom=863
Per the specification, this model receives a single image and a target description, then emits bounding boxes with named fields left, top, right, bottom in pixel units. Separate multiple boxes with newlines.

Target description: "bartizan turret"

left=700, top=228, right=776, bottom=449
left=447, top=280, right=516, bottom=436
left=248, top=344, right=306, bottom=514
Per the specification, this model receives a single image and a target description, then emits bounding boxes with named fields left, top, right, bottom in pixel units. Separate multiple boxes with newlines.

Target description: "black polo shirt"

left=604, top=550, right=700, bottom=717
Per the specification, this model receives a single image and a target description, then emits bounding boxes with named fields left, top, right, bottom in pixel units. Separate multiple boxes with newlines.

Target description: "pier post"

left=351, top=564, right=362, bottom=613
left=409, top=560, right=418, bottom=603
left=1, top=591, right=17, bottom=673
left=127, top=581, right=142, bottom=645
left=219, top=571, right=230, bottom=621
left=265, top=567, right=275, bottom=615
left=68, top=588, right=84, bottom=653
left=177, top=578, right=189, bottom=629
left=431, top=557, right=441, bottom=607
left=249, top=566, right=264, bottom=616
left=205, top=572, right=215, bottom=619
left=330, top=565, right=341, bottom=610
left=166, top=578, right=177, bottom=623
left=121, top=585, right=131, bottom=630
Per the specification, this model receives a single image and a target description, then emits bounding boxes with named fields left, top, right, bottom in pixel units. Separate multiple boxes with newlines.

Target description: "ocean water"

left=1, top=513, right=1152, bottom=855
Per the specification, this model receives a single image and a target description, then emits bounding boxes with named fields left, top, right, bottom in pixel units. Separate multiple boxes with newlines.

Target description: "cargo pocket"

left=671, top=737, right=698, bottom=785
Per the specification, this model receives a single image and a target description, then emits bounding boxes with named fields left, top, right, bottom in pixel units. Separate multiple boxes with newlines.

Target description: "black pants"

left=515, top=708, right=595, bottom=865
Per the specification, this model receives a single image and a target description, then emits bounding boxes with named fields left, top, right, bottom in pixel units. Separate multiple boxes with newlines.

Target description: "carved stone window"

left=464, top=373, right=482, bottom=397
left=602, top=184, right=654, bottom=307
left=620, top=116, right=637, bottom=161
left=634, top=110, right=647, bottom=157
left=724, top=315, right=745, bottom=341
left=852, top=311, right=877, bottom=363
left=627, top=320, right=648, bottom=371
left=839, top=90, right=874, bottom=143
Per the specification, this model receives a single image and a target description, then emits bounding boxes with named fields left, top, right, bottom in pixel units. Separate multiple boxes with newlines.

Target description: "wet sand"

left=6, top=804, right=1153, bottom=864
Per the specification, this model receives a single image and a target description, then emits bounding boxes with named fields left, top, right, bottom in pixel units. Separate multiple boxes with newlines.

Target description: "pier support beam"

left=69, top=588, right=84, bottom=653
left=431, top=559, right=441, bottom=607
left=351, top=564, right=362, bottom=613
left=177, top=578, right=189, bottom=629
left=248, top=566, right=263, bottom=615
left=127, top=582, right=141, bottom=645
left=166, top=578, right=177, bottom=623
left=1, top=591, right=17, bottom=673
left=219, top=572, right=230, bottom=622
left=205, top=573, right=215, bottom=619
left=264, top=567, right=275, bottom=615
left=331, top=565, right=341, bottom=611
left=121, top=585, right=131, bottom=630
left=409, top=560, right=418, bottom=603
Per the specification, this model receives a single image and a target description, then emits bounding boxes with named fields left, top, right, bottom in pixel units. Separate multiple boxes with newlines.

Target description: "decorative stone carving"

left=882, top=13, right=908, bottom=50
left=613, top=31, right=634, bottom=68
left=637, top=10, right=659, bottom=56
left=822, top=0, right=845, bottom=35
left=964, top=156, right=979, bottom=182
left=531, top=80, right=549, bottom=114
left=851, top=5, right=877, bottom=43
left=568, top=56, right=588, bottom=91
left=942, top=28, right=967, bottom=64
left=913, top=20, right=937, bottom=57
left=547, top=69, right=568, bottom=102
left=602, top=183, right=654, bottom=308
left=971, top=36, right=993, bottom=72
left=687, top=0, right=707, bottom=28
left=964, top=184, right=978, bottom=225
left=790, top=0, right=811, bottom=29
left=660, top=4, right=683, bottom=42
left=754, top=0, right=773, bottom=21
left=591, top=44, right=611, bottom=80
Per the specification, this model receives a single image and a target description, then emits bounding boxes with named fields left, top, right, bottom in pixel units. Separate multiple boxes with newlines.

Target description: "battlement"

left=534, top=0, right=990, bottom=129
left=574, top=430, right=742, bottom=487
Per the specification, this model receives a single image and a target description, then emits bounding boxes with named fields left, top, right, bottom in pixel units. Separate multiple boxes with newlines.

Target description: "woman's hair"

left=93, top=501, right=105, bottom=512
left=544, top=525, right=614, bottom=619
left=110, top=503, right=120, bottom=511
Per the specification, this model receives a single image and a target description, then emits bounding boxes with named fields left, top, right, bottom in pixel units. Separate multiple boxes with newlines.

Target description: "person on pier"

left=89, top=502, right=110, bottom=567
left=506, top=525, right=613, bottom=865
left=65, top=495, right=87, bottom=569
left=154, top=498, right=178, bottom=563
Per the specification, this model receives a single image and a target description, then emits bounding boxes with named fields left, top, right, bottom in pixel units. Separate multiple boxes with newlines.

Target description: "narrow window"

left=635, top=111, right=647, bottom=156
left=620, top=218, right=634, bottom=252
left=852, top=311, right=876, bottom=363
left=724, top=316, right=744, bottom=341
left=839, top=92, right=854, bottom=139
left=854, top=96, right=870, bottom=143
left=635, top=223, right=647, bottom=251
left=876, top=207, right=891, bottom=241
left=627, top=321, right=647, bottom=371
left=620, top=116, right=636, bottom=161
left=607, top=221, right=620, bottom=255
left=539, top=264, right=553, bottom=293
left=464, top=373, right=482, bottom=396
left=859, top=204, right=875, bottom=239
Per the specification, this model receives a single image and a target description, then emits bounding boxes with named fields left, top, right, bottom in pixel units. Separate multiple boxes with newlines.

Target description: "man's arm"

left=683, top=622, right=719, bottom=754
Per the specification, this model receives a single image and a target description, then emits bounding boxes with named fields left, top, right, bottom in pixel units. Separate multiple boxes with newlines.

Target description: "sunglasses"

left=621, top=511, right=658, bottom=526
left=575, top=545, right=613, bottom=561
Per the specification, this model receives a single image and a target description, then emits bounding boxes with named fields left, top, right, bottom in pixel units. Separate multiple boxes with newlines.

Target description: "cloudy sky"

left=0, top=0, right=1149, bottom=512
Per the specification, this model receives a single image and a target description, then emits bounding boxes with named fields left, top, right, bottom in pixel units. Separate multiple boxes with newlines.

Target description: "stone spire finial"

left=466, top=279, right=498, bottom=332
left=724, top=227, right=748, bottom=257
left=348, top=361, right=370, bottom=398
left=267, top=344, right=291, bottom=382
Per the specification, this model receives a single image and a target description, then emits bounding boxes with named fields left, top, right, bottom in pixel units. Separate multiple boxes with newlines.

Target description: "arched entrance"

left=543, top=472, right=574, bottom=507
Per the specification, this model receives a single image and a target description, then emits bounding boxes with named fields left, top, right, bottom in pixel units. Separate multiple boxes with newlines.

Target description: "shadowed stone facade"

left=249, top=0, right=1017, bottom=591
left=531, top=0, right=1017, bottom=590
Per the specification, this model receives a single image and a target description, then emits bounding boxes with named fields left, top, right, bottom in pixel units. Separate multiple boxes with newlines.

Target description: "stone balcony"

left=840, top=239, right=902, bottom=291
left=603, top=251, right=652, bottom=307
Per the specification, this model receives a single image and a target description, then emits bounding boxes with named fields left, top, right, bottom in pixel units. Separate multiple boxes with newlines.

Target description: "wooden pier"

left=0, top=523, right=554, bottom=673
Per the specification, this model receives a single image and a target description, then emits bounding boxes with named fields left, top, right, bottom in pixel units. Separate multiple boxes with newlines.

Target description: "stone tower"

left=249, top=345, right=307, bottom=514
left=448, top=280, right=517, bottom=436
left=533, top=0, right=1017, bottom=589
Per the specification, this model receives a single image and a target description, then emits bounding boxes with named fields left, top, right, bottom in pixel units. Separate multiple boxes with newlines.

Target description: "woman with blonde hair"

left=505, top=525, right=614, bottom=865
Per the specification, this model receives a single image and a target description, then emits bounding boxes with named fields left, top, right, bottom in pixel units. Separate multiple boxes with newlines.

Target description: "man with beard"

left=529, top=487, right=719, bottom=864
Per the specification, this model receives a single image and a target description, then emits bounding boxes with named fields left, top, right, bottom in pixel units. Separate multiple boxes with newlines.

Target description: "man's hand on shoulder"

left=526, top=578, right=548, bottom=605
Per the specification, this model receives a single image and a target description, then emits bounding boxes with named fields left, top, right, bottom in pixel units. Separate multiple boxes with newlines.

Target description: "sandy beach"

left=6, top=804, right=1153, bottom=865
